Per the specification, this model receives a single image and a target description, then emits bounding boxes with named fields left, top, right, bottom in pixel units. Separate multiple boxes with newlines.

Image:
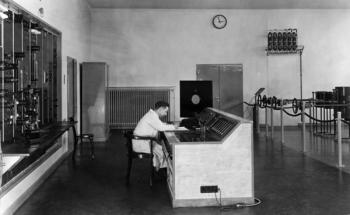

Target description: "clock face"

left=212, top=14, right=227, bottom=29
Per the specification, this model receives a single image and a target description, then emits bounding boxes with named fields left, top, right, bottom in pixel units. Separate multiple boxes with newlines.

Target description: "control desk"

left=162, top=108, right=254, bottom=208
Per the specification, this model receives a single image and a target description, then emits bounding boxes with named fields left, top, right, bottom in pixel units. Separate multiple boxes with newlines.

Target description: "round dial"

left=212, top=14, right=227, bottom=29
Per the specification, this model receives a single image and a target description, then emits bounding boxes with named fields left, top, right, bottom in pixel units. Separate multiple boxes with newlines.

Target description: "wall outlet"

left=200, top=185, right=219, bottom=193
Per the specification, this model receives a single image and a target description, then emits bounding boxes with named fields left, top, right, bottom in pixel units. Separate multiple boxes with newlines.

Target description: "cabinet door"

left=220, top=64, right=243, bottom=117
left=196, top=65, right=220, bottom=109
left=196, top=64, right=243, bottom=117
left=81, top=62, right=108, bottom=141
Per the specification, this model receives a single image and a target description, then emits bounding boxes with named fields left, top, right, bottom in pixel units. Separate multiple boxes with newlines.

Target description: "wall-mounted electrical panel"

left=266, top=28, right=303, bottom=55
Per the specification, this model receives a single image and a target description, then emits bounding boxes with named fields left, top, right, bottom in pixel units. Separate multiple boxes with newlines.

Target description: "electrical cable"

left=341, top=119, right=350, bottom=125
left=243, top=98, right=256, bottom=119
left=243, top=101, right=255, bottom=107
left=220, top=198, right=262, bottom=211
left=282, top=109, right=302, bottom=117
left=249, top=94, right=347, bottom=124
left=214, top=188, right=222, bottom=207
left=263, top=105, right=281, bottom=110
left=304, top=112, right=336, bottom=123
left=245, top=95, right=343, bottom=125
left=231, top=102, right=244, bottom=108
left=214, top=188, right=262, bottom=211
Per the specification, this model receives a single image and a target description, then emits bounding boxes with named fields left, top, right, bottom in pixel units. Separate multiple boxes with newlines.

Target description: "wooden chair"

left=124, top=130, right=156, bottom=187
left=79, top=133, right=95, bottom=159
left=69, top=117, right=95, bottom=159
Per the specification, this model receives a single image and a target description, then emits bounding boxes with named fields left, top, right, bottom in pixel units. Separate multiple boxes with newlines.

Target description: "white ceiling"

left=85, top=0, right=350, bottom=9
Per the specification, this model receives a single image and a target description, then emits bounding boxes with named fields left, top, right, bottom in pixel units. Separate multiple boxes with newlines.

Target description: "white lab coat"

left=133, top=109, right=175, bottom=170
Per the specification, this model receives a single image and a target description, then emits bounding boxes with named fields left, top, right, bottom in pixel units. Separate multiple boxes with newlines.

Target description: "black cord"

left=283, top=109, right=302, bottom=117
left=264, top=105, right=281, bottom=110
left=243, top=101, right=255, bottom=107
left=304, top=112, right=336, bottom=123
left=220, top=198, right=262, bottom=211
left=341, top=119, right=350, bottom=125
left=214, top=188, right=262, bottom=211
left=253, top=102, right=338, bottom=123
left=214, top=188, right=222, bottom=207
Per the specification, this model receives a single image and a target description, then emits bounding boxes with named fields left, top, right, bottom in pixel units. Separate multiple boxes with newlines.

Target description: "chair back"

left=124, top=130, right=155, bottom=187
left=124, top=130, right=134, bottom=157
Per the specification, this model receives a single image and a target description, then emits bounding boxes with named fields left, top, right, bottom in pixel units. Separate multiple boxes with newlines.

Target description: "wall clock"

left=212, top=14, right=227, bottom=29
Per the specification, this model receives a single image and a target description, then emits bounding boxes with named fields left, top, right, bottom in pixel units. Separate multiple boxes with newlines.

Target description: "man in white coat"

left=133, top=101, right=178, bottom=171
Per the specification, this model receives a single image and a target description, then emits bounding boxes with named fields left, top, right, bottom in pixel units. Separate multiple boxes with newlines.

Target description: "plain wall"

left=90, top=9, right=267, bottom=121
left=90, top=9, right=350, bottom=125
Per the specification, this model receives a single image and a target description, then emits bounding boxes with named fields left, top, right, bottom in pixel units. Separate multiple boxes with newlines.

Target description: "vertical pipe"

left=325, top=107, right=328, bottom=134
left=324, top=107, right=326, bottom=134
left=271, top=107, right=274, bottom=138
left=315, top=104, right=318, bottom=134
left=253, top=104, right=259, bottom=134
left=326, top=108, right=328, bottom=134
left=12, top=14, right=15, bottom=137
left=327, top=108, right=331, bottom=134
left=114, top=89, right=116, bottom=126
left=117, top=90, right=119, bottom=128
left=323, top=107, right=326, bottom=134
left=112, top=89, right=114, bottom=127
left=0, top=118, right=2, bottom=153
left=2, top=19, right=4, bottom=142
left=265, top=107, right=268, bottom=138
left=300, top=51, right=303, bottom=116
left=117, top=89, right=119, bottom=127
left=320, top=107, right=324, bottom=134
left=334, top=105, right=337, bottom=135
left=257, top=105, right=260, bottom=134
left=21, top=22, right=24, bottom=133
left=302, top=101, right=306, bottom=153
left=281, top=99, right=284, bottom=144
left=309, top=102, right=313, bottom=134
left=312, top=92, right=315, bottom=133
left=337, top=111, right=343, bottom=168
left=331, top=108, right=334, bottom=135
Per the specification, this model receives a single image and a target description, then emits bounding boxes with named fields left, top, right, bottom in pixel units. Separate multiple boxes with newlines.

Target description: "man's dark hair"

left=155, top=101, right=169, bottom=109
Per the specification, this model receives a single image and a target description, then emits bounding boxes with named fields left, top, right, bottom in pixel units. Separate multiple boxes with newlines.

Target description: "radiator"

left=109, top=87, right=175, bottom=129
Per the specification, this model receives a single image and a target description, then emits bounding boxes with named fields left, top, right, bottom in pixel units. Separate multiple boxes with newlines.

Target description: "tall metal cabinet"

left=80, top=62, right=109, bottom=141
left=196, top=64, right=243, bottom=117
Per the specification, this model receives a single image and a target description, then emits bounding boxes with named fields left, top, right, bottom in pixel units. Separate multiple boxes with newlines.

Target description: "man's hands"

left=167, top=121, right=180, bottom=128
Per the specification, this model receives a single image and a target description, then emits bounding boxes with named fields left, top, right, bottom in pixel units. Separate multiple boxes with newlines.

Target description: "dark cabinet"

left=81, top=62, right=109, bottom=141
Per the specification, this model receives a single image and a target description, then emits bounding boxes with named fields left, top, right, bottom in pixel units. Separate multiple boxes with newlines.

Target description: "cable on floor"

left=214, top=188, right=262, bottom=211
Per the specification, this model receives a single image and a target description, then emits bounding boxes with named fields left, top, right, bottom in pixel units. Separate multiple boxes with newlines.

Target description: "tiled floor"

left=14, top=129, right=350, bottom=215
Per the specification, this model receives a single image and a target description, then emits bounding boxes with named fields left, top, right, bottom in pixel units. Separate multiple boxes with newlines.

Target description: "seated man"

left=133, top=101, right=178, bottom=171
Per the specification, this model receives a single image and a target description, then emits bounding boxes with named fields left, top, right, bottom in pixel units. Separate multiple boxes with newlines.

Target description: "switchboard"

left=0, top=8, right=61, bottom=145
